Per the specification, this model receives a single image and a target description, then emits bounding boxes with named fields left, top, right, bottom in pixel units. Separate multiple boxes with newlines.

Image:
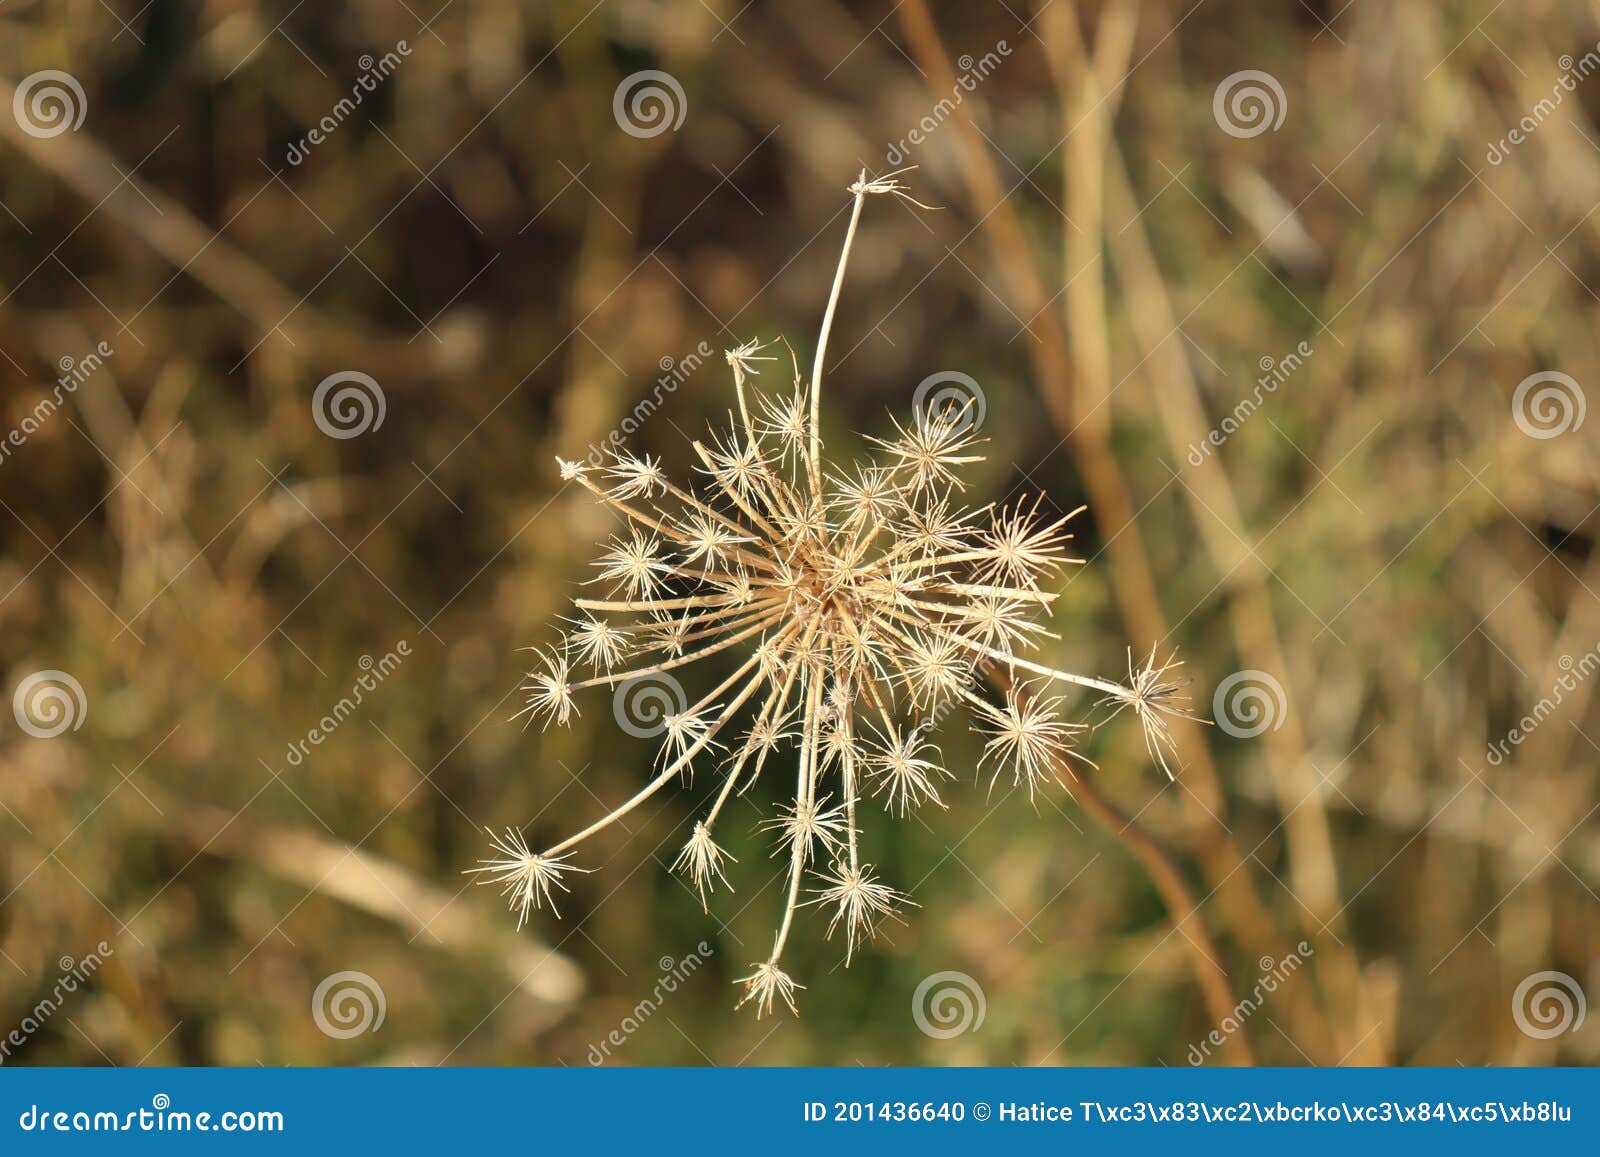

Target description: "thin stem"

left=770, top=667, right=823, bottom=962
left=705, top=628, right=811, bottom=825
left=568, top=608, right=785, bottom=690
left=810, top=171, right=868, bottom=492
left=543, top=653, right=776, bottom=858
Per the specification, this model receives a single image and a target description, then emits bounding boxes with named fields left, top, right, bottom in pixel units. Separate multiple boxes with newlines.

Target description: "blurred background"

left=2, top=0, right=1599, bottom=1066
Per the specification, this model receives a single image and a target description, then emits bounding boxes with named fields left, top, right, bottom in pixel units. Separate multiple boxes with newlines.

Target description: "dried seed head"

left=763, top=795, right=849, bottom=865
left=604, top=451, right=668, bottom=499
left=725, top=338, right=777, bottom=381
left=1103, top=646, right=1194, bottom=780
left=594, top=529, right=671, bottom=600
left=673, top=822, right=736, bottom=910
left=977, top=685, right=1084, bottom=801
left=809, top=862, right=912, bottom=963
left=733, top=961, right=803, bottom=1017
left=866, top=725, right=948, bottom=815
left=466, top=828, right=588, bottom=925
left=981, top=498, right=1084, bottom=590
left=517, top=648, right=576, bottom=727
left=566, top=614, right=630, bottom=672
left=479, top=171, right=1182, bottom=1014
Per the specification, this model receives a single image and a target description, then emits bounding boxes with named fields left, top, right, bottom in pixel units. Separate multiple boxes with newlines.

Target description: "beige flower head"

left=476, top=171, right=1186, bottom=1013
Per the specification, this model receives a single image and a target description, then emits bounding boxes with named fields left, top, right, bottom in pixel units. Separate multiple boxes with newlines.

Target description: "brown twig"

left=897, top=0, right=1313, bottom=1058
left=986, top=663, right=1256, bottom=1065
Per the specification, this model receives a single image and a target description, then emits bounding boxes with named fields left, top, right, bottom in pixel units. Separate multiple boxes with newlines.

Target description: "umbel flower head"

left=476, top=169, right=1192, bottom=1015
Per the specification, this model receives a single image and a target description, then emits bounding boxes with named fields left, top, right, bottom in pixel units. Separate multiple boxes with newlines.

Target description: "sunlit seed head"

left=517, top=647, right=576, bottom=727
left=867, top=405, right=986, bottom=494
left=900, top=632, right=974, bottom=711
left=981, top=499, right=1083, bottom=590
left=673, top=822, right=736, bottom=910
left=757, top=387, right=813, bottom=465
left=763, top=795, right=849, bottom=865
left=566, top=614, right=630, bottom=672
left=809, top=862, right=911, bottom=963
left=702, top=431, right=769, bottom=498
left=657, top=706, right=720, bottom=772
left=977, top=684, right=1084, bottom=801
left=866, top=724, right=948, bottom=815
left=466, top=828, right=588, bottom=925
left=1103, top=646, right=1193, bottom=781
left=604, top=451, right=668, bottom=499
left=828, top=464, right=897, bottom=522
left=725, top=338, right=777, bottom=381
left=679, top=511, right=753, bottom=568
left=594, top=529, right=671, bottom=600
left=968, top=596, right=1049, bottom=653
left=733, top=961, right=803, bottom=1018
left=742, top=709, right=792, bottom=755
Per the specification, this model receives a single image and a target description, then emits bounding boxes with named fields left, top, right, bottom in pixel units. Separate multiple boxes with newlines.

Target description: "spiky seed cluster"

left=478, top=169, right=1193, bottom=1015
